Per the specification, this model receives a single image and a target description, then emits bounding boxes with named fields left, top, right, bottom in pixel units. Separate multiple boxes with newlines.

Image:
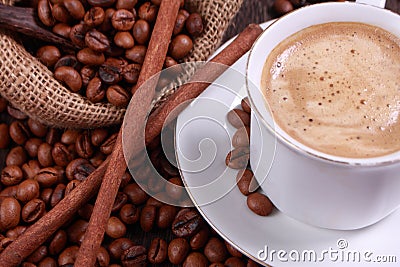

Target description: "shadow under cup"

left=246, top=2, right=400, bottom=230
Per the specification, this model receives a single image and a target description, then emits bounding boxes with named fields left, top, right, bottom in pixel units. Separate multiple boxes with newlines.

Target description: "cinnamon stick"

left=145, top=24, right=263, bottom=144
left=73, top=0, right=181, bottom=266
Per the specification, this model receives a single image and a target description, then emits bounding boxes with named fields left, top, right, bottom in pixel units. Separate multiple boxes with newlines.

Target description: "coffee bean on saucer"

left=247, top=192, right=274, bottom=216
left=236, top=169, right=258, bottom=196
left=232, top=126, right=250, bottom=147
left=225, top=147, right=250, bottom=169
left=241, top=97, right=251, bottom=114
left=273, top=0, right=294, bottom=15
left=227, top=109, right=250, bottom=129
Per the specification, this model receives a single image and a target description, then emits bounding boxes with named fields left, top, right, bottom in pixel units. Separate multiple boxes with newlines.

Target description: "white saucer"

left=175, top=22, right=400, bottom=266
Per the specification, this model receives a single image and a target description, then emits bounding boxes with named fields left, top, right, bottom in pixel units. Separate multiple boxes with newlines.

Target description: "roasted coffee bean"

left=52, top=23, right=72, bottom=38
left=189, top=227, right=209, bottom=250
left=225, top=241, right=243, bottom=258
left=54, top=55, right=80, bottom=70
left=183, top=252, right=208, bottom=267
left=54, top=66, right=82, bottom=92
left=7, top=105, right=28, bottom=120
left=247, top=192, right=274, bottom=216
left=86, top=77, right=106, bottom=103
left=106, top=85, right=130, bottom=107
left=114, top=31, right=135, bottom=49
left=232, top=126, right=250, bottom=148
left=125, top=45, right=146, bottom=64
left=97, top=246, right=110, bottom=267
left=67, top=219, right=88, bottom=244
left=241, top=97, right=251, bottom=113
left=108, top=238, right=135, bottom=260
left=52, top=142, right=74, bottom=167
left=90, top=151, right=106, bottom=167
left=227, top=109, right=250, bottom=128
left=168, top=238, right=189, bottom=265
left=165, top=177, right=183, bottom=200
left=70, top=23, right=89, bottom=47
left=37, top=143, right=54, bottom=167
left=84, top=6, right=106, bottom=27
left=85, top=29, right=110, bottom=52
left=119, top=203, right=139, bottom=224
left=46, top=128, right=61, bottom=146
left=63, top=0, right=85, bottom=20
left=0, top=123, right=10, bottom=149
left=28, top=119, right=47, bottom=138
left=164, top=56, right=179, bottom=69
left=40, top=188, right=53, bottom=208
left=116, top=0, right=137, bottom=9
left=0, top=197, right=21, bottom=230
left=98, top=7, right=115, bottom=32
left=65, top=179, right=81, bottom=196
left=25, top=138, right=43, bottom=158
left=121, top=245, right=147, bottom=267
left=98, top=57, right=126, bottom=84
left=38, top=0, right=56, bottom=26
left=22, top=198, right=45, bottom=223
left=138, top=2, right=158, bottom=23
left=169, top=34, right=193, bottom=60
left=27, top=245, right=50, bottom=264
left=80, top=65, right=98, bottom=86
left=37, top=45, right=61, bottom=67
left=87, top=0, right=116, bottom=7
left=140, top=205, right=157, bottom=232
left=58, top=246, right=79, bottom=266
left=132, top=19, right=150, bottom=45
left=148, top=238, right=167, bottom=264
left=66, top=158, right=95, bottom=181
left=106, top=216, right=126, bottom=238
left=77, top=48, right=105, bottom=65
left=90, top=128, right=108, bottom=147
left=157, top=204, right=178, bottom=229
left=52, top=4, right=73, bottom=24
left=112, top=9, right=135, bottom=31
left=0, top=185, right=18, bottom=198
left=120, top=171, right=132, bottom=189
left=274, top=0, right=294, bottom=15
left=112, top=192, right=128, bottom=212
left=123, top=183, right=148, bottom=205
left=1, top=165, right=23, bottom=186
left=122, top=63, right=141, bottom=83
left=22, top=160, right=41, bottom=180
left=6, top=225, right=27, bottom=239
left=6, top=146, right=27, bottom=166
left=236, top=169, right=257, bottom=196
left=34, top=167, right=63, bottom=188
left=186, top=13, right=203, bottom=37
left=16, top=179, right=40, bottom=203
left=38, top=257, right=58, bottom=267
left=61, top=129, right=80, bottom=145
left=204, top=237, right=228, bottom=263
left=100, top=132, right=117, bottom=154
left=173, top=9, right=189, bottom=35
left=225, top=257, right=246, bottom=267
left=49, top=230, right=68, bottom=255
left=225, top=147, right=250, bottom=169
left=75, top=132, right=94, bottom=158
left=0, top=237, right=13, bottom=252
left=172, top=209, right=203, bottom=237
left=50, top=183, right=66, bottom=207
left=9, top=121, right=30, bottom=145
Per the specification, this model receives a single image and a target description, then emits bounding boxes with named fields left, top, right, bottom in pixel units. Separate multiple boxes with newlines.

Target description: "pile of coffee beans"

left=35, top=0, right=203, bottom=108
left=226, top=97, right=275, bottom=217
left=0, top=97, right=264, bottom=266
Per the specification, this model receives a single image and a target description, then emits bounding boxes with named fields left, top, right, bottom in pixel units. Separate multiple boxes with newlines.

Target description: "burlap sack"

left=0, top=0, right=243, bottom=129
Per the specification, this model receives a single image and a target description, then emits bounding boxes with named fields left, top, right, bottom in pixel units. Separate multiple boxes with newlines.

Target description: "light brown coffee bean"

left=9, top=121, right=30, bottom=145
left=85, top=29, right=110, bottom=52
left=247, top=192, right=274, bottom=216
left=106, top=216, right=126, bottom=239
left=148, top=238, right=167, bottom=264
left=0, top=186, right=18, bottom=198
left=204, top=237, right=228, bottom=263
left=84, top=6, right=106, bottom=27
left=0, top=197, right=21, bottom=230
left=54, top=66, right=82, bottom=92
left=86, top=77, right=106, bottom=103
left=37, top=46, right=61, bottom=67
left=16, top=179, right=40, bottom=203
left=227, top=109, right=250, bottom=128
left=106, top=85, right=130, bottom=107
left=232, top=126, right=250, bottom=147
left=236, top=169, right=257, bottom=196
left=112, top=9, right=135, bottom=31
left=168, top=238, right=190, bottom=265
left=225, top=147, right=250, bottom=169
left=61, top=129, right=80, bottom=145
left=183, top=252, right=208, bottom=267
left=185, top=13, right=203, bottom=37
left=6, top=146, right=27, bottom=167
left=1, top=165, right=23, bottom=186
left=138, top=2, right=158, bottom=23
left=52, top=23, right=71, bottom=38
left=38, top=0, right=56, bottom=26
left=37, top=143, right=54, bottom=167
left=34, top=167, right=62, bottom=187
left=132, top=19, right=150, bottom=45
left=114, top=31, right=135, bottom=49
left=63, top=0, right=85, bottom=20
left=22, top=198, right=46, bottom=223
left=65, top=179, right=81, bottom=196
left=77, top=48, right=105, bottom=66
left=169, top=34, right=193, bottom=60
left=125, top=45, right=146, bottom=64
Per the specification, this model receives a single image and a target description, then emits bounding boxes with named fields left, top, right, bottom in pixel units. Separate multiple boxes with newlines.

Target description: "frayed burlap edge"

left=0, top=0, right=243, bottom=129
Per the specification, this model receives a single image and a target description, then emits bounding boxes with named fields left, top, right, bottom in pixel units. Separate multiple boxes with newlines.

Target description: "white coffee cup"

left=246, top=0, right=400, bottom=230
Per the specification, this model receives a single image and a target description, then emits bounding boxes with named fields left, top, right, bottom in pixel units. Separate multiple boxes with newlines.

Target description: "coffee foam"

left=262, top=22, right=400, bottom=158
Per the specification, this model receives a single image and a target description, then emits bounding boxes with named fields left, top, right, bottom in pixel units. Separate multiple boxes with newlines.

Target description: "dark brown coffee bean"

left=100, top=132, right=117, bottom=154
left=159, top=157, right=179, bottom=177
left=173, top=9, right=189, bottom=35
left=165, top=177, right=183, bottom=200
left=150, top=0, right=162, bottom=5
left=225, top=257, right=246, bottom=267
left=0, top=123, right=10, bottom=149
left=204, top=237, right=228, bottom=263
left=87, top=0, right=116, bottom=7
left=7, top=105, right=28, bottom=120
left=247, top=192, right=274, bottom=216
left=85, top=7, right=106, bottom=28
left=54, top=55, right=80, bottom=70
left=112, top=192, right=128, bottom=212
left=58, top=246, right=79, bottom=266
left=86, top=77, right=105, bottom=103
left=183, top=252, right=208, bottom=267
left=1, top=165, right=23, bottom=186
left=64, top=179, right=80, bottom=196
left=49, top=230, right=67, bottom=255
left=52, top=142, right=74, bottom=167
left=172, top=209, right=203, bottom=237
left=37, top=46, right=61, bottom=67
left=168, top=238, right=189, bottom=265
left=157, top=205, right=178, bottom=229
left=116, top=0, right=137, bottom=9
left=189, top=227, right=209, bottom=250
left=114, top=31, right=135, bottom=49
left=54, top=66, right=82, bottom=92
left=0, top=197, right=21, bottom=230
left=123, top=183, right=148, bottom=205
left=108, top=238, right=134, bottom=260
left=6, top=146, right=27, bottom=167
left=9, top=121, right=30, bottom=145
left=77, top=48, right=105, bottom=66
left=52, top=23, right=71, bottom=38
left=186, top=13, right=203, bottom=37
left=105, top=216, right=127, bottom=238
left=225, top=241, right=243, bottom=258
left=148, top=238, right=167, bottom=264
left=125, top=45, right=146, bottom=64
left=67, top=219, right=88, bottom=244
left=225, top=147, right=250, bottom=169
left=121, top=245, right=147, bottom=267
left=69, top=23, right=89, bottom=47
left=6, top=225, right=27, bottom=239
left=40, top=188, right=53, bottom=208
left=75, top=132, right=94, bottom=158
left=169, top=34, right=193, bottom=60
left=80, top=65, right=98, bottom=87
left=122, top=63, right=141, bottom=84
left=164, top=56, right=178, bottom=69
left=241, top=97, right=251, bottom=114
left=38, top=0, right=56, bottom=26
left=140, top=205, right=157, bottom=232
left=21, top=198, right=45, bottom=223
left=17, top=179, right=40, bottom=203
left=138, top=2, right=158, bottom=23
left=50, top=183, right=66, bottom=207
left=98, top=7, right=115, bottom=32
left=85, top=29, right=110, bottom=52
left=106, top=85, right=130, bottom=107
left=227, top=109, right=250, bottom=128
left=22, top=160, right=41, bottom=180
left=119, top=203, right=139, bottom=224
left=37, top=143, right=54, bottom=167
left=274, top=0, right=294, bottom=15
left=26, top=245, right=48, bottom=263
left=63, top=0, right=85, bottom=20
left=99, top=65, right=122, bottom=85
left=65, top=158, right=95, bottom=181
left=52, top=4, right=73, bottom=24
left=27, top=119, right=47, bottom=138
left=0, top=186, right=18, bottom=198
left=236, top=169, right=257, bottom=196
left=120, top=171, right=132, bottom=189
left=112, top=9, right=135, bottom=31
left=60, top=129, right=80, bottom=145
left=89, top=151, right=106, bottom=167
left=232, top=126, right=250, bottom=147
left=89, top=128, right=107, bottom=147
left=38, top=257, right=58, bottom=267
left=25, top=138, right=43, bottom=158
left=132, top=19, right=150, bottom=45
left=97, top=246, right=110, bottom=267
